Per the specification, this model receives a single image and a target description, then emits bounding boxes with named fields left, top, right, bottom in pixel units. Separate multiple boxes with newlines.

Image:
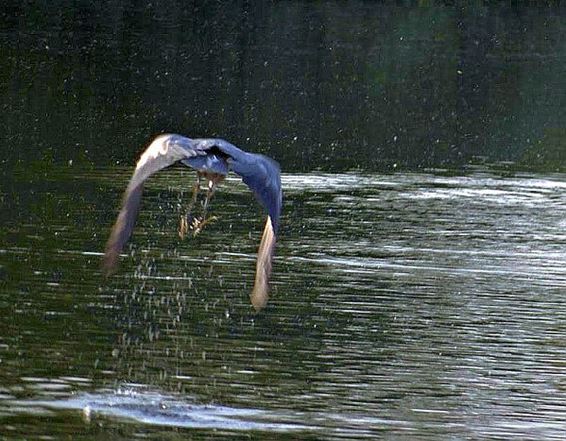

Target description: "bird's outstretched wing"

left=103, top=134, right=282, bottom=311
left=102, top=134, right=209, bottom=274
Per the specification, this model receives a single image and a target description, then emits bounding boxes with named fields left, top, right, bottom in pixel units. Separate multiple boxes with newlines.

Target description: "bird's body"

left=103, top=134, right=282, bottom=310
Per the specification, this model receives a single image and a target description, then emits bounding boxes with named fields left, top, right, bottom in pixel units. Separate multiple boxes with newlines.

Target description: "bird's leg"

left=192, top=178, right=219, bottom=236
left=202, top=179, right=216, bottom=217
left=179, top=173, right=201, bottom=239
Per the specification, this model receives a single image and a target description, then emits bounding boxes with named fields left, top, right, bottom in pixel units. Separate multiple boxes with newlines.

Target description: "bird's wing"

left=102, top=134, right=208, bottom=274
left=229, top=154, right=281, bottom=311
left=192, top=139, right=283, bottom=311
left=236, top=154, right=282, bottom=234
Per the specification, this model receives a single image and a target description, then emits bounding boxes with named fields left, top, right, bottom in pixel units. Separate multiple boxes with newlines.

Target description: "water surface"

left=1, top=166, right=565, bottom=439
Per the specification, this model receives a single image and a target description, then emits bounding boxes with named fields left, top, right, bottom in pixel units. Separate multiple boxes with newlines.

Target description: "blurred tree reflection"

left=1, top=1, right=564, bottom=171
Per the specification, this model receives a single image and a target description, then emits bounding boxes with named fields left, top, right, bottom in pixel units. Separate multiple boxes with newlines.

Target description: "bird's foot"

left=179, top=214, right=218, bottom=238
left=179, top=214, right=190, bottom=239
left=191, top=215, right=218, bottom=236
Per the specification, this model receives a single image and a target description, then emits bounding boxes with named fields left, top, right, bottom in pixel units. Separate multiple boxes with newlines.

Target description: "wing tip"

left=101, top=247, right=119, bottom=277
left=249, top=216, right=276, bottom=312
left=250, top=285, right=269, bottom=311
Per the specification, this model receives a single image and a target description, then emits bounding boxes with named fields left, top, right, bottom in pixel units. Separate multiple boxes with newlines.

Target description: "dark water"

left=1, top=166, right=565, bottom=439
left=2, top=2, right=566, bottom=171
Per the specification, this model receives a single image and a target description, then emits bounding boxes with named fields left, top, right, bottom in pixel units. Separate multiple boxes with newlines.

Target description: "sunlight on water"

left=10, top=386, right=308, bottom=432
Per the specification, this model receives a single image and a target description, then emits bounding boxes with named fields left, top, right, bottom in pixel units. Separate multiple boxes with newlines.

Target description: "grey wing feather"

left=102, top=134, right=205, bottom=274
left=233, top=153, right=282, bottom=234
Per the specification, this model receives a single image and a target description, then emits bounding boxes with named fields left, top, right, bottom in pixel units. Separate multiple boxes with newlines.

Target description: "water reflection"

left=3, top=3, right=566, bottom=171
left=0, top=166, right=565, bottom=439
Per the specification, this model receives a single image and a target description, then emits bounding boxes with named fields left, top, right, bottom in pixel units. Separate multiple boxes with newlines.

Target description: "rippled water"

left=1, top=166, right=565, bottom=439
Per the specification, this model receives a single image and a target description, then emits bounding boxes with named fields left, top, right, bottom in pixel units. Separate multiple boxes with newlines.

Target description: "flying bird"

left=102, top=134, right=282, bottom=311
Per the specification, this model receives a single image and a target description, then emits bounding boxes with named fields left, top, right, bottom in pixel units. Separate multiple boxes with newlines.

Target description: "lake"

left=1, top=165, right=565, bottom=439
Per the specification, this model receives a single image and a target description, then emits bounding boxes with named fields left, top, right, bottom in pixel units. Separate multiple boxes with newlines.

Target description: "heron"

left=102, top=134, right=282, bottom=311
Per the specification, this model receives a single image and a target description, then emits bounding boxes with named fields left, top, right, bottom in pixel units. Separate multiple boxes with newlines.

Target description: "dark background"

left=2, top=1, right=565, bottom=172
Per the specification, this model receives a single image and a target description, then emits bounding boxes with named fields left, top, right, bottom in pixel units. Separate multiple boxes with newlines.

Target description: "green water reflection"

left=2, top=2, right=565, bottom=171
